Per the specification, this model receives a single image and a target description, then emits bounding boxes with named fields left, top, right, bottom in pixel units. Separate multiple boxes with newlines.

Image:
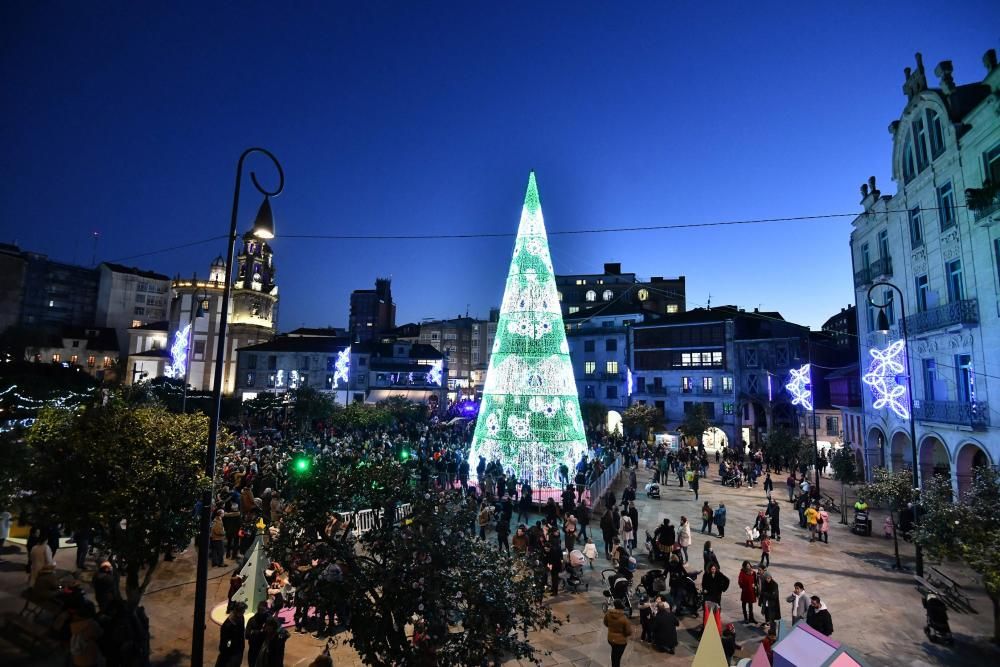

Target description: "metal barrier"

left=588, top=456, right=624, bottom=504
left=334, top=503, right=412, bottom=536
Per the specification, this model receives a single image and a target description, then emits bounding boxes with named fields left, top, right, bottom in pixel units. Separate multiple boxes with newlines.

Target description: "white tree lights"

left=467, top=172, right=587, bottom=489
left=862, top=340, right=910, bottom=419
left=785, top=363, right=813, bottom=410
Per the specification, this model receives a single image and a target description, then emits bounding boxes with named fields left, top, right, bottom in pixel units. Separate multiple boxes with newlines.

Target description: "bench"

left=927, top=567, right=972, bottom=610
left=820, top=494, right=842, bottom=515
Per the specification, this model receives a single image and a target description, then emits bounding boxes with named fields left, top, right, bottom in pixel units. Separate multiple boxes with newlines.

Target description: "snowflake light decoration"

left=862, top=340, right=909, bottom=419
left=165, top=323, right=191, bottom=379
left=426, top=359, right=443, bottom=386
left=333, top=346, right=351, bottom=386
left=786, top=363, right=812, bottom=410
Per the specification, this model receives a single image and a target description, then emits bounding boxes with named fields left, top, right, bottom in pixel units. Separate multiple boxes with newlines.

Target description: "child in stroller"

left=923, top=593, right=954, bottom=645
left=563, top=549, right=589, bottom=592
left=602, top=564, right=636, bottom=617
left=645, top=470, right=660, bottom=498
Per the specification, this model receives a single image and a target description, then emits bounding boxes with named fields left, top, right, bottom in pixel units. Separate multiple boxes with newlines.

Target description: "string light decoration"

left=785, top=363, right=812, bottom=410
left=333, top=346, right=351, bottom=386
left=427, top=359, right=443, bottom=386
left=165, top=323, right=191, bottom=379
left=467, top=171, right=587, bottom=489
left=862, top=340, right=909, bottom=419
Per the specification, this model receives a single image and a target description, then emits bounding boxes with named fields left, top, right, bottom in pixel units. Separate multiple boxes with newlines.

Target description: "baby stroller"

left=563, top=549, right=589, bottom=592
left=601, top=568, right=634, bottom=617
left=671, top=573, right=703, bottom=617
left=645, top=480, right=660, bottom=499
left=923, top=593, right=954, bottom=645
left=639, top=568, right=668, bottom=602
left=722, top=470, right=743, bottom=487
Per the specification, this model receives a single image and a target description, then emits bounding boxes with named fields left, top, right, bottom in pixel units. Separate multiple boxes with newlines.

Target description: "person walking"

left=759, top=571, right=781, bottom=626
left=497, top=513, right=511, bottom=553
left=766, top=498, right=781, bottom=541
left=626, top=502, right=639, bottom=550
left=677, top=517, right=692, bottom=563
left=817, top=506, right=830, bottom=544
left=806, top=596, right=834, bottom=635
left=763, top=473, right=774, bottom=498
left=701, top=564, right=730, bottom=609
left=576, top=500, right=591, bottom=540
left=215, top=602, right=246, bottom=667
left=690, top=471, right=700, bottom=501
left=786, top=473, right=796, bottom=502
left=714, top=503, right=727, bottom=538
left=701, top=502, right=714, bottom=535
left=738, top=561, right=758, bottom=624
left=604, top=599, right=631, bottom=667
left=210, top=509, right=227, bottom=567
left=759, top=534, right=771, bottom=568
left=600, top=509, right=616, bottom=558
left=703, top=541, right=721, bottom=572
left=805, top=503, right=819, bottom=542
left=787, top=582, right=809, bottom=625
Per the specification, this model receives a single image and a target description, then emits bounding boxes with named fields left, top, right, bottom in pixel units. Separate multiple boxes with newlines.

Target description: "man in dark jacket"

left=765, top=498, right=781, bottom=540
left=651, top=600, right=679, bottom=654
left=600, top=509, right=616, bottom=558
left=245, top=602, right=270, bottom=666
left=701, top=564, right=729, bottom=608
left=215, top=602, right=246, bottom=667
left=92, top=561, right=116, bottom=612
left=806, top=596, right=834, bottom=635
left=576, top=500, right=592, bottom=539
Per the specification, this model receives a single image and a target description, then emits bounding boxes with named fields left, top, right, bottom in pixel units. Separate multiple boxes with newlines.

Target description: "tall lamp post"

left=181, top=282, right=209, bottom=414
left=191, top=148, right=283, bottom=666
left=867, top=281, right=923, bottom=577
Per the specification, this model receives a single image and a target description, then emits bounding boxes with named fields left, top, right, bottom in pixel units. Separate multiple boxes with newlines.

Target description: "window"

left=606, top=360, right=619, bottom=375
left=87, top=355, right=95, bottom=368
left=877, top=229, right=889, bottom=260
left=51, top=353, right=61, bottom=363
left=908, top=207, right=923, bottom=247
left=267, top=374, right=276, bottom=388
left=747, top=374, right=759, bottom=394
left=103, top=357, right=112, bottom=369
left=913, top=117, right=929, bottom=171
left=744, top=348, right=758, bottom=367
left=269, top=356, right=278, bottom=370
left=986, top=143, right=1000, bottom=183
left=568, top=306, right=580, bottom=314
left=576, top=279, right=587, bottom=285
left=606, top=385, right=618, bottom=399
left=602, top=321, right=613, bottom=328
left=938, top=182, right=955, bottom=229
left=134, top=307, right=145, bottom=315
left=923, top=359, right=937, bottom=401
left=67, top=354, right=76, bottom=365
left=135, top=293, right=145, bottom=303
left=131, top=319, right=142, bottom=328
left=557, top=291, right=563, bottom=301
left=775, top=345, right=788, bottom=366
left=666, top=304, right=679, bottom=314
left=585, top=290, right=596, bottom=302
left=637, top=376, right=646, bottom=392
left=946, top=260, right=964, bottom=302
left=193, top=340, right=206, bottom=360
left=722, top=376, right=733, bottom=392
left=602, top=290, right=614, bottom=301
left=927, top=109, right=945, bottom=158
left=682, top=377, right=692, bottom=393
left=605, top=339, right=617, bottom=352
left=584, top=385, right=595, bottom=398
left=653, top=377, right=663, bottom=389
left=955, top=354, right=973, bottom=403
left=444, top=332, right=457, bottom=340
left=431, top=332, right=440, bottom=341
left=702, top=377, right=713, bottom=392
left=902, top=134, right=916, bottom=183
left=246, top=371, right=256, bottom=387
left=702, top=402, right=716, bottom=419
left=915, top=275, right=929, bottom=311
left=637, top=288, right=649, bottom=301
left=861, top=243, right=871, bottom=270
left=584, top=361, right=596, bottom=375
left=826, top=416, right=839, bottom=436
left=723, top=402, right=735, bottom=415
left=584, top=340, right=595, bottom=352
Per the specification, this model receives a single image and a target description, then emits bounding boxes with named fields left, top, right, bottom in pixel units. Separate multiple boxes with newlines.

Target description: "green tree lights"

left=468, top=172, right=587, bottom=489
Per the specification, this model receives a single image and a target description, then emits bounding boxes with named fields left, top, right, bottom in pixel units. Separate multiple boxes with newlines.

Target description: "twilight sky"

left=2, top=2, right=997, bottom=330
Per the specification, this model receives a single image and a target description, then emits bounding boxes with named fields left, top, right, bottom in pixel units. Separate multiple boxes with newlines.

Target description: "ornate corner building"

left=851, top=50, right=1000, bottom=495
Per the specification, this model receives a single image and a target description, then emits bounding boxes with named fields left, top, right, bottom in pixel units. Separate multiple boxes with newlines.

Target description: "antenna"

left=707, top=293, right=711, bottom=309
left=91, top=231, right=100, bottom=267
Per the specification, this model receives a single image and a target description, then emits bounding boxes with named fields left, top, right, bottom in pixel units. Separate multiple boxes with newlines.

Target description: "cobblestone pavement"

left=2, top=463, right=998, bottom=666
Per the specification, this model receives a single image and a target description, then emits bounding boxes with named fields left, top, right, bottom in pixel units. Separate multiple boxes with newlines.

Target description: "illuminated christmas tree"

left=468, top=171, right=587, bottom=489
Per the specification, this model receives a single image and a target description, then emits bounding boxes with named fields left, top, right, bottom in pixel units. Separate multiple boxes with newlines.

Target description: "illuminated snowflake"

left=508, top=414, right=531, bottom=439
left=862, top=340, right=909, bottom=419
left=485, top=412, right=500, bottom=436
left=165, top=323, right=191, bottom=379
left=426, top=359, right=443, bottom=386
left=333, top=346, right=351, bottom=386
left=785, top=364, right=812, bottom=410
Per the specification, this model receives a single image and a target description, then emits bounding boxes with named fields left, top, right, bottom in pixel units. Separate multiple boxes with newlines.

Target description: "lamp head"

left=251, top=196, right=275, bottom=239
left=875, top=309, right=891, bottom=334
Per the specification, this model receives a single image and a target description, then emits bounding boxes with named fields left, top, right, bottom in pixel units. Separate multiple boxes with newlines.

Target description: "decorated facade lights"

left=165, top=323, right=192, bottom=379
left=785, top=363, right=813, bottom=410
left=333, top=346, right=351, bottom=386
left=427, top=359, right=443, bottom=386
left=862, top=340, right=909, bottom=420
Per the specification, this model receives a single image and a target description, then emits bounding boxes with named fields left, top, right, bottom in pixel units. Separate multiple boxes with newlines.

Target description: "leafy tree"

left=764, top=427, right=802, bottom=469
left=580, top=400, right=609, bottom=432
left=679, top=404, right=710, bottom=448
left=292, top=386, right=338, bottom=430
left=269, top=458, right=560, bottom=665
left=858, top=467, right=918, bottom=571
left=0, top=430, right=29, bottom=515
left=622, top=403, right=663, bottom=440
left=24, top=393, right=224, bottom=607
left=330, top=402, right=395, bottom=431
left=244, top=391, right=284, bottom=426
left=916, top=467, right=1000, bottom=642
left=377, top=395, right=429, bottom=427
left=830, top=445, right=863, bottom=524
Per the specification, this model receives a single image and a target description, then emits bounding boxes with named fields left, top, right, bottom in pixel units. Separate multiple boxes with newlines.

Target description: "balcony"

left=853, top=256, right=892, bottom=287
left=914, top=399, right=990, bottom=430
left=966, top=181, right=1000, bottom=223
left=582, top=371, right=624, bottom=381
left=640, top=385, right=667, bottom=395
left=904, top=299, right=979, bottom=335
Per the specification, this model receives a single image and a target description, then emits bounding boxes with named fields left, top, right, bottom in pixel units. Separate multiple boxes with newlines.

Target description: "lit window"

left=606, top=360, right=619, bottom=375
left=576, top=279, right=587, bottom=285
left=682, top=377, right=692, bottom=393
left=103, top=357, right=112, bottom=368
left=48, top=300, right=54, bottom=308
left=585, top=290, right=596, bottom=302
left=568, top=306, right=580, bottom=314
left=52, top=353, right=61, bottom=363
left=131, top=319, right=142, bottom=328
left=637, top=289, right=649, bottom=301
left=666, top=304, right=679, bottom=314
left=722, top=376, right=733, bottom=392
left=87, top=356, right=95, bottom=368
left=70, top=355, right=78, bottom=364
left=713, top=352, right=723, bottom=365
left=703, top=377, right=713, bottom=391
left=557, top=291, right=563, bottom=301
left=602, top=290, right=613, bottom=301
left=584, top=361, right=596, bottom=375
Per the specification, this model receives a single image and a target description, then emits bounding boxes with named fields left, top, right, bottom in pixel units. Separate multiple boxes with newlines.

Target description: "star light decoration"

left=333, top=346, right=351, bottom=386
left=862, top=340, right=909, bottom=419
left=164, top=323, right=191, bottom=379
left=467, top=172, right=587, bottom=489
left=785, top=363, right=813, bottom=410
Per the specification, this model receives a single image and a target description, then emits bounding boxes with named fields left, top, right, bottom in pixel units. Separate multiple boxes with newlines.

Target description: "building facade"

left=123, top=321, right=169, bottom=384
left=24, top=326, right=119, bottom=382
left=12, top=250, right=99, bottom=335
left=95, top=262, right=170, bottom=355
left=556, top=263, right=686, bottom=319
left=415, top=312, right=498, bottom=396
left=850, top=50, right=1000, bottom=495
left=349, top=278, right=396, bottom=342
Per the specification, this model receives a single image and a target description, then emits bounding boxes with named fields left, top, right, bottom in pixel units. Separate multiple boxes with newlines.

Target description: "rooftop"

left=237, top=335, right=349, bottom=354
left=101, top=262, right=170, bottom=281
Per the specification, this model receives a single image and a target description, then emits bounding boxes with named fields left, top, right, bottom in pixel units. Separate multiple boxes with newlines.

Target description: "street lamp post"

left=181, top=283, right=208, bottom=414
left=191, top=148, right=283, bottom=667
left=867, top=281, right=923, bottom=578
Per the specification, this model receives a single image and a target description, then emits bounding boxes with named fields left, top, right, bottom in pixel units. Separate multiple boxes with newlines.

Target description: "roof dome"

left=211, top=255, right=226, bottom=268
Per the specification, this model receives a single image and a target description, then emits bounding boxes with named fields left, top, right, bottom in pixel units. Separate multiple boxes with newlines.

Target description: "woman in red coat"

left=737, top=560, right=758, bottom=624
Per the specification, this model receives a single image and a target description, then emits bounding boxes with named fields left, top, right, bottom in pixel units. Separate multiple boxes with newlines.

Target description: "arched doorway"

left=890, top=431, right=912, bottom=473
left=607, top=410, right=623, bottom=436
left=772, top=403, right=796, bottom=431
left=919, top=436, right=950, bottom=488
left=955, top=443, right=990, bottom=499
left=702, top=426, right=729, bottom=452
left=866, top=426, right=886, bottom=472
left=854, top=446, right=866, bottom=481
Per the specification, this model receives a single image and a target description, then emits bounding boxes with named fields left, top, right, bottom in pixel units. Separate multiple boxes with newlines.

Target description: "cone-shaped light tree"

left=468, top=171, right=587, bottom=489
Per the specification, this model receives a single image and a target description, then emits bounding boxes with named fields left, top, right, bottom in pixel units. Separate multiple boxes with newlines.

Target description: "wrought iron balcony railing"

left=966, top=181, right=1000, bottom=221
left=914, top=399, right=990, bottom=429
left=904, top=299, right=979, bottom=335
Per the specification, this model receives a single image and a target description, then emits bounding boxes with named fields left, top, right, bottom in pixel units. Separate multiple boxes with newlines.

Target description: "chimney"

left=985, top=49, right=998, bottom=73
left=604, top=262, right=621, bottom=275
left=650, top=276, right=663, bottom=282
left=934, top=60, right=956, bottom=95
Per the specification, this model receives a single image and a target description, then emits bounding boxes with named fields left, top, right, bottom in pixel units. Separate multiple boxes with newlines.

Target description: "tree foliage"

left=764, top=427, right=803, bottom=466
left=858, top=467, right=917, bottom=571
left=830, top=445, right=862, bottom=485
left=679, top=404, right=710, bottom=446
left=622, top=403, right=663, bottom=439
left=579, top=400, right=609, bottom=432
left=916, top=467, right=1000, bottom=642
left=24, top=393, right=224, bottom=606
left=269, top=458, right=561, bottom=665
left=0, top=430, right=29, bottom=513
left=291, top=386, right=338, bottom=430
left=376, top=396, right=429, bottom=427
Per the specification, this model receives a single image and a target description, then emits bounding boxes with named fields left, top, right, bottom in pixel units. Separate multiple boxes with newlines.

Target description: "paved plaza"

left=2, top=463, right=998, bottom=666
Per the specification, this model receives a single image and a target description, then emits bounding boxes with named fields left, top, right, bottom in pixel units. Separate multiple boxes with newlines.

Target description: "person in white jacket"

left=786, top=581, right=809, bottom=625
left=29, top=539, right=56, bottom=588
left=677, top=516, right=692, bottom=563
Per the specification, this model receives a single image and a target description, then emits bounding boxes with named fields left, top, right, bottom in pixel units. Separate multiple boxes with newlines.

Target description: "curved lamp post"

left=192, top=148, right=284, bottom=666
left=867, top=281, right=923, bottom=577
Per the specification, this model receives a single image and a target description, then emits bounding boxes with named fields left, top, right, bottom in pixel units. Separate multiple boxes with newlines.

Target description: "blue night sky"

left=2, top=2, right=997, bottom=330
